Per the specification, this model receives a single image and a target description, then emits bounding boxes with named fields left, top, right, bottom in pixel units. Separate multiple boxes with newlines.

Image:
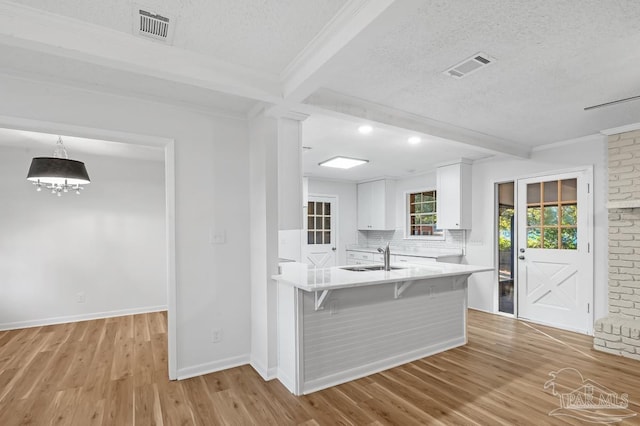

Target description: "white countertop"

left=273, top=262, right=492, bottom=292
left=346, top=245, right=462, bottom=258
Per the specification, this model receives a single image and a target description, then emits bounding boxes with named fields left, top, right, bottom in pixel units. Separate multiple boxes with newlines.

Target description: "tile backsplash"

left=357, top=229, right=465, bottom=251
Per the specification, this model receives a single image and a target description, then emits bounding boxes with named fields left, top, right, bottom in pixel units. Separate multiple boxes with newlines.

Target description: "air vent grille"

left=132, top=6, right=175, bottom=44
left=444, top=53, right=495, bottom=79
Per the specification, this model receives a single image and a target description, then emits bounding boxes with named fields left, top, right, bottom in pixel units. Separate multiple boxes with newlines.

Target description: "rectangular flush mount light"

left=319, top=156, right=369, bottom=169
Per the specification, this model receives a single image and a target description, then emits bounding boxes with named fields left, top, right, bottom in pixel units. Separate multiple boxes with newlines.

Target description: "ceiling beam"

left=304, top=89, right=531, bottom=158
left=280, top=0, right=395, bottom=103
left=0, top=2, right=281, bottom=104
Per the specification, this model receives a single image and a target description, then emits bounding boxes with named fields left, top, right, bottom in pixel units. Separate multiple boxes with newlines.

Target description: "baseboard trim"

left=0, top=305, right=168, bottom=331
left=277, top=368, right=296, bottom=393
left=468, top=306, right=495, bottom=315
left=302, top=336, right=466, bottom=395
left=177, top=354, right=250, bottom=380
left=249, top=359, right=278, bottom=381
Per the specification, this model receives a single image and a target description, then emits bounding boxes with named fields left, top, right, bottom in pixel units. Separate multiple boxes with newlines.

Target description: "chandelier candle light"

left=26, top=136, right=90, bottom=196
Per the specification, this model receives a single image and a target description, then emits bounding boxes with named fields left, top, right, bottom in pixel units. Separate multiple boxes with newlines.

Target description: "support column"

left=249, top=109, right=306, bottom=380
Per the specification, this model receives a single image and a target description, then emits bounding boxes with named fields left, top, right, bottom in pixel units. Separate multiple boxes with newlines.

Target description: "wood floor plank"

left=181, top=376, right=225, bottom=426
left=134, top=383, right=163, bottom=426
left=134, top=314, right=151, bottom=342
left=0, top=309, right=639, bottom=425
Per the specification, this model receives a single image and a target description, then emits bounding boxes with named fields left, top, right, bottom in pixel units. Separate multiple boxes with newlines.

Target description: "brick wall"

left=594, top=130, right=640, bottom=360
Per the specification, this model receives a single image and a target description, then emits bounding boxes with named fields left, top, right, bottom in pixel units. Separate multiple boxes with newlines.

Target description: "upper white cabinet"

left=357, top=179, right=396, bottom=230
left=436, top=161, right=472, bottom=229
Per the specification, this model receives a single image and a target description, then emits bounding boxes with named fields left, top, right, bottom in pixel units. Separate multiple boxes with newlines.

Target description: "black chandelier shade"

left=27, top=157, right=91, bottom=185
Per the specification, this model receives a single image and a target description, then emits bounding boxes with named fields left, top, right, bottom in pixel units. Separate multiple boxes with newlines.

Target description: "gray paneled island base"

left=273, top=262, right=492, bottom=395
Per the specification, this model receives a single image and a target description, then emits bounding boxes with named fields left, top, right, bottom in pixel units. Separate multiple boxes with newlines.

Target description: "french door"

left=516, top=170, right=593, bottom=334
left=303, top=196, right=337, bottom=268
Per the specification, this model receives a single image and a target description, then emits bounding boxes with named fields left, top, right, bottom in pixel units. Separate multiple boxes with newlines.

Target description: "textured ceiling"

left=313, top=0, right=640, bottom=146
left=4, top=0, right=640, bottom=169
left=302, top=114, right=490, bottom=182
left=13, top=0, right=347, bottom=75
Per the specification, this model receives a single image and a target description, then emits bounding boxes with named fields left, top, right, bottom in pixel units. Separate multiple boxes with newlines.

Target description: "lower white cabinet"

left=346, top=250, right=457, bottom=265
left=347, top=251, right=383, bottom=265
left=393, top=254, right=437, bottom=265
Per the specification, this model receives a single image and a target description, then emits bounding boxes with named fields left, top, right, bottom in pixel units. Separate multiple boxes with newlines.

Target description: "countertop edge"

left=273, top=264, right=493, bottom=292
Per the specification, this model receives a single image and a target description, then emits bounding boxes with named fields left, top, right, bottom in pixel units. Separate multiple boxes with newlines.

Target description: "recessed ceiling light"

left=319, top=156, right=368, bottom=169
left=408, top=136, right=422, bottom=145
left=358, top=125, right=373, bottom=134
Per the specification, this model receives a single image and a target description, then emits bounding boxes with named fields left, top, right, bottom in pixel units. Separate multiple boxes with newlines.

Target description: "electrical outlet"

left=212, top=328, right=222, bottom=343
left=209, top=230, right=226, bottom=245
left=76, top=291, right=86, bottom=303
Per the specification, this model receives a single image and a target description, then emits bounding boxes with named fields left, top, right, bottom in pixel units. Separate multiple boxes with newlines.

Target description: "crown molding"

left=280, top=0, right=395, bottom=103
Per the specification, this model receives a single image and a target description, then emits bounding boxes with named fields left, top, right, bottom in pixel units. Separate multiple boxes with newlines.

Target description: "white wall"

left=0, top=146, right=166, bottom=328
left=307, top=179, right=358, bottom=265
left=465, top=135, right=608, bottom=322
left=0, top=74, right=251, bottom=377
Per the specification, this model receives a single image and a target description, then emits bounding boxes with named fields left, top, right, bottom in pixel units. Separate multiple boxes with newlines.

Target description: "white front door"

left=303, top=196, right=337, bottom=268
left=516, top=171, right=593, bottom=334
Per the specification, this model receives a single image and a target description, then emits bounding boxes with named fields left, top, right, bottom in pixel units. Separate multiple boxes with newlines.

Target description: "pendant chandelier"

left=26, top=136, right=90, bottom=196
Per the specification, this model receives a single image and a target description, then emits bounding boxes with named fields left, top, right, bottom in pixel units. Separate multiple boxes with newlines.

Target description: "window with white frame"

left=407, top=190, right=443, bottom=237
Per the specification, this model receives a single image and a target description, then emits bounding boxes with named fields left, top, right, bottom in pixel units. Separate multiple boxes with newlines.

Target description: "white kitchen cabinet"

left=346, top=250, right=383, bottom=265
left=436, top=161, right=472, bottom=229
left=357, top=179, right=395, bottom=230
left=393, top=254, right=437, bottom=265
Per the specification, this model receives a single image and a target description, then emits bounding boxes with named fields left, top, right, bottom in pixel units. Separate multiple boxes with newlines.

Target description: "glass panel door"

left=497, top=182, right=515, bottom=314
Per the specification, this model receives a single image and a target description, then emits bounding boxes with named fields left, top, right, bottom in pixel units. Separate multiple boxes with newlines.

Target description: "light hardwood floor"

left=1, top=310, right=639, bottom=425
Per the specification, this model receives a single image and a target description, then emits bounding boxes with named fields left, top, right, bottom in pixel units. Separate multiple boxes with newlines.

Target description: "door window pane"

left=324, top=217, right=331, bottom=229
left=561, top=179, right=577, bottom=201
left=527, top=183, right=541, bottom=204
left=561, top=205, right=577, bottom=226
left=543, top=228, right=559, bottom=249
left=543, top=206, right=558, bottom=226
left=543, top=180, right=559, bottom=203
left=561, top=228, right=577, bottom=249
left=527, top=207, right=541, bottom=226
left=527, top=228, right=541, bottom=248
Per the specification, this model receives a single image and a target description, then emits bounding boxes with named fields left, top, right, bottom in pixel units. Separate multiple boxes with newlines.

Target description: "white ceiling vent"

left=444, top=53, right=495, bottom=79
left=132, top=5, right=175, bottom=44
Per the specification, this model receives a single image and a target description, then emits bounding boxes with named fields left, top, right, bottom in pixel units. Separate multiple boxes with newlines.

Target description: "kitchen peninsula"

left=274, top=261, right=492, bottom=395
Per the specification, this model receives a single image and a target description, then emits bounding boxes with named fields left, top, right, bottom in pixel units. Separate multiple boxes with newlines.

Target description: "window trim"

left=404, top=188, right=445, bottom=241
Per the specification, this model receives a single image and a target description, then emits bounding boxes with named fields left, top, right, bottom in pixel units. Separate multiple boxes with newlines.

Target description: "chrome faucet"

left=377, top=242, right=391, bottom=271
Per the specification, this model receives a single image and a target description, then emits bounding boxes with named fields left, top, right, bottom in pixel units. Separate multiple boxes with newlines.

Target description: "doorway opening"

left=0, top=116, right=177, bottom=378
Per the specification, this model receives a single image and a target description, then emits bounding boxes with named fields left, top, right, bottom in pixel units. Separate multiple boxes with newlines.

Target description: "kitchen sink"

left=341, top=265, right=405, bottom=272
